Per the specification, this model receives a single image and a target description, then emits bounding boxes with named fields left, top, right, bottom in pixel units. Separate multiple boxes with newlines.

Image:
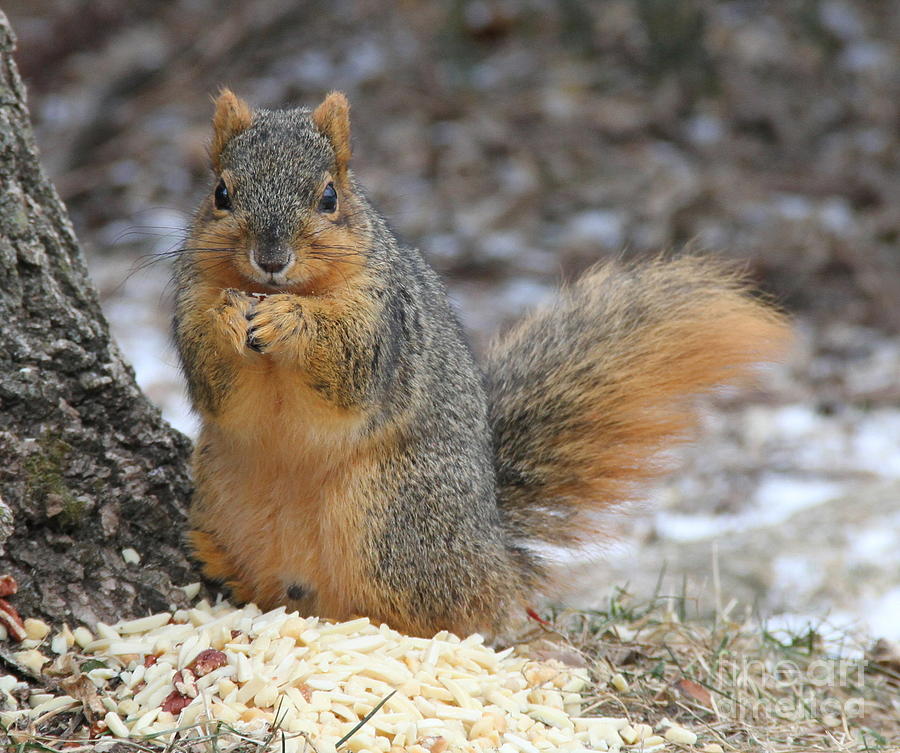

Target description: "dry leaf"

left=60, top=674, right=106, bottom=723
left=674, top=677, right=712, bottom=707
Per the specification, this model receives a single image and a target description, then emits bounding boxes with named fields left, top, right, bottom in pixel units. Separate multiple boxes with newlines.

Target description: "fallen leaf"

left=60, top=673, right=106, bottom=723
left=674, top=677, right=712, bottom=707
left=527, top=638, right=589, bottom=668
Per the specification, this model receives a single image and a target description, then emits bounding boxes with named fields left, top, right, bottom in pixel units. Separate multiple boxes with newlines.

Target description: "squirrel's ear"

left=210, top=88, right=252, bottom=171
left=312, top=91, right=351, bottom=179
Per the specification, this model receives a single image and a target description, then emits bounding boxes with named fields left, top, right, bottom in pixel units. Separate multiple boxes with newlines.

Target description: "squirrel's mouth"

left=262, top=273, right=289, bottom=288
left=248, top=248, right=295, bottom=286
left=241, top=267, right=318, bottom=297
left=245, top=276, right=290, bottom=293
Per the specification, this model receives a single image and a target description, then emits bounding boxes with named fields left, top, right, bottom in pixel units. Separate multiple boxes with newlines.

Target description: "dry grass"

left=523, top=588, right=900, bottom=752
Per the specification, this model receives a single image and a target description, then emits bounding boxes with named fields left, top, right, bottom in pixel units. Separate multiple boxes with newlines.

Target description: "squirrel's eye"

left=318, top=182, right=338, bottom=214
left=214, top=180, right=232, bottom=211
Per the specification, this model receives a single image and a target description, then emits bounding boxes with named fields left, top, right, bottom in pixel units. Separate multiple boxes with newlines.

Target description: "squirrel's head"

left=194, top=89, right=368, bottom=293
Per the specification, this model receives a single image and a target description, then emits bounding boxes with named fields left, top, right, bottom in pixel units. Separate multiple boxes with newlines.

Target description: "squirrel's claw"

left=240, top=295, right=304, bottom=358
left=244, top=308, right=263, bottom=350
left=246, top=329, right=264, bottom=353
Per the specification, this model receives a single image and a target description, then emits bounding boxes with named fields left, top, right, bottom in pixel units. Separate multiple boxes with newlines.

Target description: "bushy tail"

left=485, top=256, right=791, bottom=550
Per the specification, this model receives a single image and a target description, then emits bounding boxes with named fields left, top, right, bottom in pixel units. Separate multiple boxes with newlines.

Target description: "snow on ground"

left=89, top=253, right=198, bottom=438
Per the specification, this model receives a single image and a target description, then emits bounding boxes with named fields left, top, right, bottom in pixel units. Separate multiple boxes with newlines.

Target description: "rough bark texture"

left=0, top=12, right=200, bottom=627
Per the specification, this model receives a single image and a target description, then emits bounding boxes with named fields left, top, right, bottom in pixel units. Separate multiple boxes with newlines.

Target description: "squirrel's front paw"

left=245, top=295, right=305, bottom=356
left=211, top=289, right=257, bottom=355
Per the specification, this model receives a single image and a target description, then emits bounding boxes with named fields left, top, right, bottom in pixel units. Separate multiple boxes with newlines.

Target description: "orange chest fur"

left=196, top=356, right=373, bottom=612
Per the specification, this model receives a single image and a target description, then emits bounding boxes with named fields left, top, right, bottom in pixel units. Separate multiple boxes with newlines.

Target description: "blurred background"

left=7, top=1, right=900, bottom=641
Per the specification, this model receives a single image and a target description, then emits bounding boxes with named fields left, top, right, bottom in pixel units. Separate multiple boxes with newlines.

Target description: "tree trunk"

left=0, top=11, right=200, bottom=628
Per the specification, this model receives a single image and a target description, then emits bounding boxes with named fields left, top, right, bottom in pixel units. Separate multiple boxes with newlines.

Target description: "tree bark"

left=0, top=11, right=200, bottom=628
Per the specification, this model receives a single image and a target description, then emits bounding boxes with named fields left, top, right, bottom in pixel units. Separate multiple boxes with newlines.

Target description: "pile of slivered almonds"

left=1, top=586, right=705, bottom=753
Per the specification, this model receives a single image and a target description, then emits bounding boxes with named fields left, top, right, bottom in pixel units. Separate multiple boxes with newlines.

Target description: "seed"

left=665, top=725, right=699, bottom=745
left=23, top=619, right=51, bottom=641
left=115, top=613, right=171, bottom=634
left=619, top=724, right=638, bottom=744
left=104, top=711, right=130, bottom=738
left=72, top=627, right=93, bottom=648
left=610, top=672, right=629, bottom=692
left=13, top=649, right=48, bottom=676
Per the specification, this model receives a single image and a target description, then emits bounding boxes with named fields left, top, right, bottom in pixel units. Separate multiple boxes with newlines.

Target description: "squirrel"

left=173, top=89, right=791, bottom=639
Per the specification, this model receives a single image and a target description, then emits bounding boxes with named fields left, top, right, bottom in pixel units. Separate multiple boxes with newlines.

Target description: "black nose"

left=254, top=236, right=292, bottom=275
left=258, top=258, right=288, bottom=274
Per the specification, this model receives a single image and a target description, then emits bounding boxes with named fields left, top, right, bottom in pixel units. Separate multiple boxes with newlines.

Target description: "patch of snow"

left=343, top=38, right=385, bottom=84
left=161, top=392, right=198, bottom=438
left=818, top=198, right=856, bottom=236
left=482, top=231, right=526, bottom=262
left=685, top=114, right=723, bottom=146
left=654, top=513, right=724, bottom=542
left=819, top=1, right=865, bottom=40
left=848, top=521, right=900, bottom=565
left=841, top=41, right=890, bottom=73
left=563, top=209, right=626, bottom=250
left=768, top=403, right=821, bottom=437
left=655, top=474, right=843, bottom=542
left=498, top=278, right=552, bottom=312
left=763, top=612, right=868, bottom=658
left=771, top=554, right=825, bottom=595
left=850, top=411, right=900, bottom=478
left=753, top=475, right=843, bottom=520
left=775, top=194, right=814, bottom=222
left=863, top=586, right=900, bottom=640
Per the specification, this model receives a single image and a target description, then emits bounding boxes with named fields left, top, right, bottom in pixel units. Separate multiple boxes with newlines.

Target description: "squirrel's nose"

left=258, top=258, right=288, bottom=274
left=253, top=242, right=293, bottom=276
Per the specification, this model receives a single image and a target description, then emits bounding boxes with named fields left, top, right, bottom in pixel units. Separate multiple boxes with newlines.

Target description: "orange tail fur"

left=486, top=256, right=792, bottom=548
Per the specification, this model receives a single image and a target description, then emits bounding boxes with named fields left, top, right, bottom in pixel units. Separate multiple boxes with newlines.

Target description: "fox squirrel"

left=173, top=89, right=790, bottom=639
